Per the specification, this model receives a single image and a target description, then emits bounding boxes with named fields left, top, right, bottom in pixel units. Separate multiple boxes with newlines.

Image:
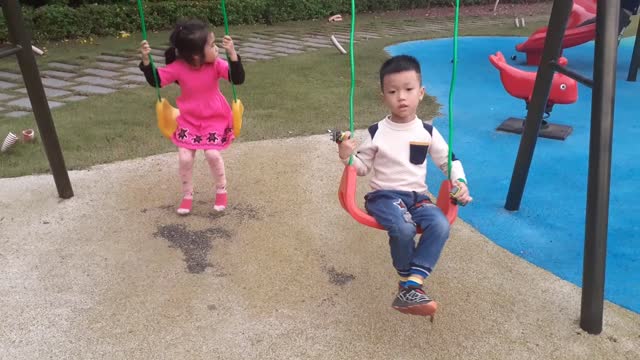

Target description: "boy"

left=337, top=55, right=472, bottom=316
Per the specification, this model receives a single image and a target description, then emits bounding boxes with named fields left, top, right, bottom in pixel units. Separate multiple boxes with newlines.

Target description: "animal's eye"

left=560, top=84, right=567, bottom=90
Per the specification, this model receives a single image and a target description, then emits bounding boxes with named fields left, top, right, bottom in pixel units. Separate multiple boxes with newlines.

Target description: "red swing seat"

left=338, top=165, right=458, bottom=233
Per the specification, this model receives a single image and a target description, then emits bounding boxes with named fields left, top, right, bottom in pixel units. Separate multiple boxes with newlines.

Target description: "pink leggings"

left=178, top=147, right=226, bottom=198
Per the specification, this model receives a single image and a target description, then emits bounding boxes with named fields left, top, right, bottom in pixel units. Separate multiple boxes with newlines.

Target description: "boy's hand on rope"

left=337, top=131, right=358, bottom=160
left=221, top=35, right=238, bottom=61
left=140, top=40, right=152, bottom=66
left=452, top=179, right=473, bottom=205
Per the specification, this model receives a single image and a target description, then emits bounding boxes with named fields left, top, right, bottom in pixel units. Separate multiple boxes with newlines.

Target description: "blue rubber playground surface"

left=386, top=36, right=640, bottom=313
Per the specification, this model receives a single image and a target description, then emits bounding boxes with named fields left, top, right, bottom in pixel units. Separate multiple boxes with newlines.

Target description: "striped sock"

left=404, top=275, right=424, bottom=288
left=397, top=269, right=410, bottom=286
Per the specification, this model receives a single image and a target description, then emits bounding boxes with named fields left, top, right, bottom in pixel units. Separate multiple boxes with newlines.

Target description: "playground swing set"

left=0, top=0, right=635, bottom=335
left=135, top=0, right=245, bottom=140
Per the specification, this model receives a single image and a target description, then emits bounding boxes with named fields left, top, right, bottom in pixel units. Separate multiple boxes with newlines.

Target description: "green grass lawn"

left=0, top=14, right=564, bottom=178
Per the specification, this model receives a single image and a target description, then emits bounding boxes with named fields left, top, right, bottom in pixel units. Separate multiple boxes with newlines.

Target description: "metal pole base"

left=497, top=117, right=573, bottom=140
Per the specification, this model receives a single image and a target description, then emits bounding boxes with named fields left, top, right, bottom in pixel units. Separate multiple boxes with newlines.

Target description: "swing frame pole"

left=580, top=0, right=619, bottom=335
left=503, top=0, right=619, bottom=335
left=1, top=0, right=73, bottom=199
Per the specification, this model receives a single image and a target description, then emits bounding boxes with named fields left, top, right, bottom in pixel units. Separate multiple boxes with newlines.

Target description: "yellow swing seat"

left=231, top=98, right=244, bottom=137
left=155, top=98, right=243, bottom=139
left=156, top=98, right=179, bottom=139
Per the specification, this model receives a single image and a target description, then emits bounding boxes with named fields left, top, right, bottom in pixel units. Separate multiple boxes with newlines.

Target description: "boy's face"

left=381, top=70, right=424, bottom=123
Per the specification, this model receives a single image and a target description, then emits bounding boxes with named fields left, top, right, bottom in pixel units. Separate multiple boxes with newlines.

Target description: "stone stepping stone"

left=355, top=31, right=382, bottom=38
left=272, top=34, right=298, bottom=39
left=82, top=68, right=121, bottom=78
left=7, top=97, right=64, bottom=110
left=70, top=85, right=117, bottom=95
left=41, top=78, right=75, bottom=89
left=269, top=39, right=306, bottom=49
left=239, top=42, right=275, bottom=50
left=122, top=67, right=143, bottom=75
left=240, top=46, right=276, bottom=55
left=269, top=52, right=290, bottom=57
left=41, top=70, right=77, bottom=79
left=96, top=61, right=124, bottom=70
left=5, top=111, right=30, bottom=118
left=300, top=38, right=332, bottom=47
left=403, top=25, right=427, bottom=31
left=118, top=84, right=142, bottom=89
left=0, top=71, right=22, bottom=81
left=0, top=80, right=18, bottom=89
left=0, top=93, right=16, bottom=101
left=120, top=74, right=146, bottom=83
left=244, top=37, right=274, bottom=45
left=75, top=76, right=121, bottom=88
left=48, top=62, right=79, bottom=71
left=96, top=54, right=129, bottom=62
left=242, top=54, right=273, bottom=60
left=61, top=95, right=88, bottom=102
left=381, top=29, right=407, bottom=35
left=16, top=87, right=71, bottom=98
left=270, top=47, right=304, bottom=54
left=128, top=59, right=163, bottom=66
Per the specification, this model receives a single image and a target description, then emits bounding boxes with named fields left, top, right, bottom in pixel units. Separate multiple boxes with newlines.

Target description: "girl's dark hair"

left=379, top=55, right=422, bottom=90
left=165, top=19, right=210, bottom=66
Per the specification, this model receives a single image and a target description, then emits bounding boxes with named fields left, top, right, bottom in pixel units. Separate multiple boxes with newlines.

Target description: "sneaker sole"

left=393, top=301, right=438, bottom=316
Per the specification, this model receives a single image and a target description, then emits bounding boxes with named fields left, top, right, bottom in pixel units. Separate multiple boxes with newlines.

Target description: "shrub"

left=1, top=0, right=546, bottom=42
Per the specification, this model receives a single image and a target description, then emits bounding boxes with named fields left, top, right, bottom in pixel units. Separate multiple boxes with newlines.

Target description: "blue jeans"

left=365, top=190, right=450, bottom=279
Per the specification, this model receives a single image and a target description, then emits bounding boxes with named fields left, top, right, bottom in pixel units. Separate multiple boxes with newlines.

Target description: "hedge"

left=1, top=0, right=542, bottom=42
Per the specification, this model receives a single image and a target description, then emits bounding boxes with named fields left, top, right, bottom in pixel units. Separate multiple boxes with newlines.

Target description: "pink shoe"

left=214, top=191, right=227, bottom=212
left=177, top=197, right=193, bottom=215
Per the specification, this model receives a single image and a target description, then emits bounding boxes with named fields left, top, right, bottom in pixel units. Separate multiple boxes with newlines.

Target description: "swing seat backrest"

left=156, top=98, right=179, bottom=139
left=338, top=165, right=457, bottom=233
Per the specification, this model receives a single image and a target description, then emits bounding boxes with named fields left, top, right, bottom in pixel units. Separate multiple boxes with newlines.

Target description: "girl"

left=139, top=19, right=245, bottom=215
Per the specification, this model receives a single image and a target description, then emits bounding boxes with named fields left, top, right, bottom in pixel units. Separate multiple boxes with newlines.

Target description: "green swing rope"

left=220, top=0, right=238, bottom=101
left=136, top=0, right=238, bottom=102
left=447, top=0, right=461, bottom=180
left=135, top=0, right=161, bottom=101
left=347, top=0, right=460, bottom=179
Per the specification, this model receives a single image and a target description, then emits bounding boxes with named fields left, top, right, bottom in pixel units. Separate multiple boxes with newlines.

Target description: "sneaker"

left=213, top=191, right=227, bottom=211
left=392, top=286, right=437, bottom=316
left=177, top=197, right=193, bottom=215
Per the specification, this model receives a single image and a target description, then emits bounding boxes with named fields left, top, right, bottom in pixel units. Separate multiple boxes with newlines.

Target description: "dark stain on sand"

left=154, top=224, right=231, bottom=274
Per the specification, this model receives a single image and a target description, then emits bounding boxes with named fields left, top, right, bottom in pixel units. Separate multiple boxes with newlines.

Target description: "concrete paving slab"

left=41, top=70, right=77, bottom=79
left=16, top=87, right=71, bottom=98
left=82, top=68, right=121, bottom=78
left=0, top=133, right=637, bottom=359
left=70, top=85, right=117, bottom=95
left=4, top=110, right=30, bottom=118
left=74, top=76, right=121, bottom=88
left=0, top=80, right=18, bottom=89
left=6, top=97, right=64, bottom=110
left=47, top=62, right=79, bottom=71
left=0, top=92, right=16, bottom=101
left=0, top=71, right=22, bottom=81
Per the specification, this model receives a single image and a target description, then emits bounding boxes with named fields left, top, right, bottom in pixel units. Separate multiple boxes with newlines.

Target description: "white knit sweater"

left=342, top=116, right=466, bottom=193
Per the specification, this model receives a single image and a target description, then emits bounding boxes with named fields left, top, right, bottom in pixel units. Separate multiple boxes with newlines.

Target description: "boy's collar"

left=383, top=115, right=421, bottom=129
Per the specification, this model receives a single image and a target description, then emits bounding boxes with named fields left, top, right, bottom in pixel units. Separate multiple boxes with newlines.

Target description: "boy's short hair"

left=379, top=55, right=422, bottom=90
